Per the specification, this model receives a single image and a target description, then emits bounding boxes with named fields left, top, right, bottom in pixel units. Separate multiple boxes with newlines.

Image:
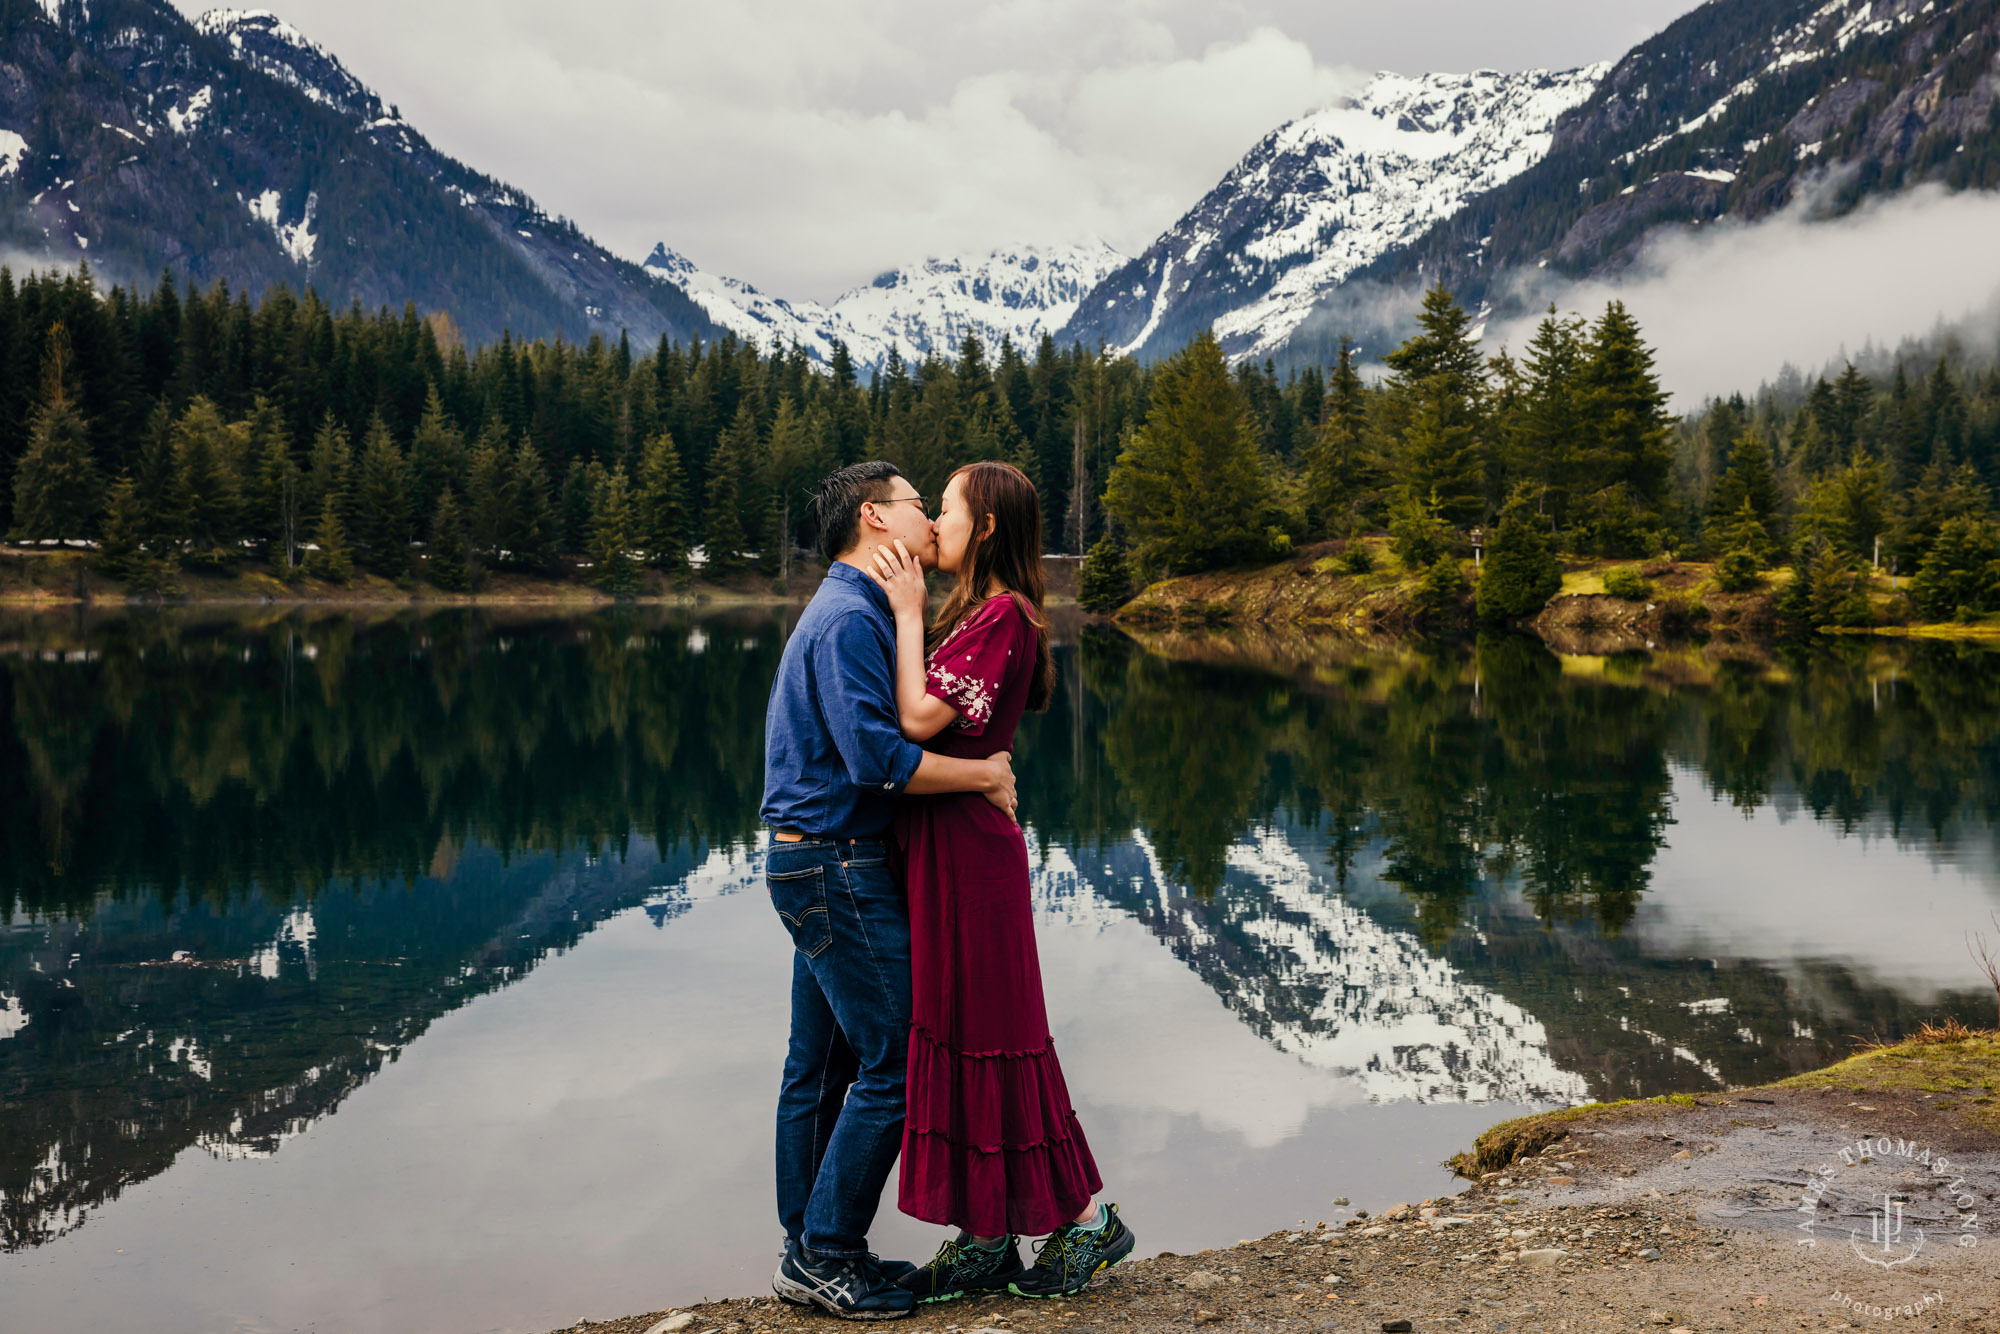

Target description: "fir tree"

left=1576, top=301, right=1673, bottom=552
left=304, top=413, right=353, bottom=526
left=1102, top=330, right=1271, bottom=578
left=168, top=397, right=241, bottom=558
left=465, top=426, right=515, bottom=560
left=1508, top=308, right=1587, bottom=530
left=1301, top=336, right=1371, bottom=537
left=1397, top=380, right=1483, bottom=526
left=633, top=430, right=688, bottom=570
left=408, top=384, right=467, bottom=518
left=352, top=418, right=413, bottom=576
left=701, top=423, right=751, bottom=575
left=1714, top=499, right=1774, bottom=593
left=427, top=485, right=473, bottom=592
left=96, top=471, right=145, bottom=579
left=1707, top=425, right=1780, bottom=542
left=10, top=322, right=102, bottom=542
left=244, top=397, right=301, bottom=571
left=1410, top=553, right=1469, bottom=627
left=1476, top=498, right=1563, bottom=625
left=1910, top=516, right=2000, bottom=620
left=587, top=470, right=640, bottom=597
left=1388, top=488, right=1449, bottom=570
left=307, top=498, right=353, bottom=584
left=508, top=438, right=559, bottom=570
left=1078, top=531, right=1135, bottom=613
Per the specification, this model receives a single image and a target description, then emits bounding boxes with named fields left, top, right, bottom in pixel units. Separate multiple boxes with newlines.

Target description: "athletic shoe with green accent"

left=1007, top=1204, right=1136, bottom=1298
left=894, top=1232, right=1024, bottom=1303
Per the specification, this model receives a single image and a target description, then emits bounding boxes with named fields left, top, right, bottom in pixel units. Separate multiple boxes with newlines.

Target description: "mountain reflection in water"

left=1, top=610, right=1998, bottom=1265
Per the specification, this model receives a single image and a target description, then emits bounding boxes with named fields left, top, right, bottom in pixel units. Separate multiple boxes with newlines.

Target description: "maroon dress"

left=893, top=593, right=1102, bottom=1237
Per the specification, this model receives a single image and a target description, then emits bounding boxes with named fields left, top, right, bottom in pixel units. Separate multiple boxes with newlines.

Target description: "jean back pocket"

left=767, top=863, right=832, bottom=957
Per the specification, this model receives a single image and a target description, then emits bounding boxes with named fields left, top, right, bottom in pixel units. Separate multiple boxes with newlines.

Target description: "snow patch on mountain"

left=644, top=242, right=1125, bottom=370
left=247, top=188, right=319, bottom=266
left=1066, top=65, right=1607, bottom=362
left=195, top=10, right=385, bottom=120
left=834, top=243, right=1126, bottom=360
left=642, top=245, right=867, bottom=364
left=0, top=130, right=26, bottom=181
left=166, top=85, right=214, bottom=136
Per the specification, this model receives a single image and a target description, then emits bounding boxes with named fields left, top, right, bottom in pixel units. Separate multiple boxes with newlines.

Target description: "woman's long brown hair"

left=927, top=461, right=1055, bottom=713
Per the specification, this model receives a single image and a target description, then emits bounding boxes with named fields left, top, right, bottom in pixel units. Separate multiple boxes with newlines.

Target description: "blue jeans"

left=768, top=835, right=912, bottom=1259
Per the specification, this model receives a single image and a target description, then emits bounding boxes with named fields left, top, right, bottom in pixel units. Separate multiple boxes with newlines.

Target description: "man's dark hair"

left=811, top=461, right=902, bottom=561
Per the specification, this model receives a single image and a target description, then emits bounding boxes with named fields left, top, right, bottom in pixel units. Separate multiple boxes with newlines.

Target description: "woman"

left=863, top=461, right=1135, bottom=1304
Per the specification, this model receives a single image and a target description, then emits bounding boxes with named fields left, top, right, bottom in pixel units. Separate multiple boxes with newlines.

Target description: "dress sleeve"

left=924, top=598, right=1027, bottom=737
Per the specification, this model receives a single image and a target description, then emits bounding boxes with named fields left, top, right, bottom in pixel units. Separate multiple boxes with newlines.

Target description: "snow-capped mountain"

left=645, top=241, right=1126, bottom=370
left=1061, top=67, right=1606, bottom=363
left=0, top=5, right=719, bottom=347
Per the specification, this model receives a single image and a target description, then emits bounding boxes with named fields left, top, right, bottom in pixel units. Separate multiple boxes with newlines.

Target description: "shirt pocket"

left=767, top=862, right=833, bottom=958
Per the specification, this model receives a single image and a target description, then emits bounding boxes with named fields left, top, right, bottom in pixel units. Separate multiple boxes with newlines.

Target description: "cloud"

left=1486, top=181, right=2000, bottom=406
left=170, top=1, right=1700, bottom=300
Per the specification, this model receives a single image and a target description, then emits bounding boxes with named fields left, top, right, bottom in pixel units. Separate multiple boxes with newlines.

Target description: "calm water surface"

left=1, top=610, right=1997, bottom=1333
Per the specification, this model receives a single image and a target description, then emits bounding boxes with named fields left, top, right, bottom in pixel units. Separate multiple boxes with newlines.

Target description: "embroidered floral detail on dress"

left=927, top=659, right=996, bottom=730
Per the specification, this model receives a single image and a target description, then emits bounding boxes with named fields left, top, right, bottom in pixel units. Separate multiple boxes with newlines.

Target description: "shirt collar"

left=825, top=559, right=892, bottom=615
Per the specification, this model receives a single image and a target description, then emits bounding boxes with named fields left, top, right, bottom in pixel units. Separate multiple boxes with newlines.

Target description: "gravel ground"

left=551, top=1085, right=1999, bottom=1334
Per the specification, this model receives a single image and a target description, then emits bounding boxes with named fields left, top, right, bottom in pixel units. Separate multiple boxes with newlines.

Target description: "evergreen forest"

left=4, top=263, right=2000, bottom=627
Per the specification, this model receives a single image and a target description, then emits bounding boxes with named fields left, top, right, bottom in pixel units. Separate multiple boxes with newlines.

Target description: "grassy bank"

left=1454, top=1026, right=2000, bottom=1180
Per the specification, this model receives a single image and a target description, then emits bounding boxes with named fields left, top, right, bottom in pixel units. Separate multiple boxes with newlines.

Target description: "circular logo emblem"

left=1794, top=1134, right=1984, bottom=1319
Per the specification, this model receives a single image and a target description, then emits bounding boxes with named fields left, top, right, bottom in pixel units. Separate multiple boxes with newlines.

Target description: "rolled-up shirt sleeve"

left=812, top=609, right=924, bottom=793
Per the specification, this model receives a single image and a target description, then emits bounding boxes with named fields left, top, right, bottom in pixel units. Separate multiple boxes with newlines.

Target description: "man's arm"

left=906, top=751, right=1015, bottom=817
left=814, top=611, right=1014, bottom=813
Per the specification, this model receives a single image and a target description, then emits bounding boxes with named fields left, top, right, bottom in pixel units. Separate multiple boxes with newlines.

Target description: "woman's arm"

left=865, top=539, right=959, bottom=741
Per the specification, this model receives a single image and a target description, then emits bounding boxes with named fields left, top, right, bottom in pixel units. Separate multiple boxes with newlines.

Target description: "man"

left=762, top=461, right=1017, bottom=1320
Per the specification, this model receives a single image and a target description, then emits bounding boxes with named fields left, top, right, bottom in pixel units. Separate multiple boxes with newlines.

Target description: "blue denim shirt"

left=760, top=562, right=925, bottom=838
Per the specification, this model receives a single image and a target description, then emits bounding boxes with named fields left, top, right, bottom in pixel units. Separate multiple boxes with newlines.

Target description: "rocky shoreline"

left=549, top=1038, right=2000, bottom=1334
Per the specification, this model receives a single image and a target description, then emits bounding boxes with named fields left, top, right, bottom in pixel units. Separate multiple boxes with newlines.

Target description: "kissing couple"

left=760, top=460, right=1135, bottom=1319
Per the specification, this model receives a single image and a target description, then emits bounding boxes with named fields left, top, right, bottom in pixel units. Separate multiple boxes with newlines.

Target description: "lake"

left=1, top=609, right=1996, bottom=1334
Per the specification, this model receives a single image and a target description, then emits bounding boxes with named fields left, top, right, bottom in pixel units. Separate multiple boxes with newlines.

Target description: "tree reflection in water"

left=2, top=611, right=1998, bottom=1253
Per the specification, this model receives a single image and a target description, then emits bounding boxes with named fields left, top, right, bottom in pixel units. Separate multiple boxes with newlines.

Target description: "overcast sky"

left=172, top=1, right=1703, bottom=301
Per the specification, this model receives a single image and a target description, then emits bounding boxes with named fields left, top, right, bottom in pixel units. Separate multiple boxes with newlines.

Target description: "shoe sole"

left=1006, top=1232, right=1135, bottom=1299
left=772, top=1267, right=913, bottom=1320
left=915, top=1271, right=1023, bottom=1305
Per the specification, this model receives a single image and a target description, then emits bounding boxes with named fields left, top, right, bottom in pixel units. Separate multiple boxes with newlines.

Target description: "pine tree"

left=304, top=413, right=353, bottom=526
left=307, top=498, right=353, bottom=584
left=1714, top=499, right=1774, bottom=592
left=701, top=423, right=750, bottom=575
left=1707, top=426, right=1779, bottom=524
left=1397, top=380, right=1482, bottom=527
left=508, top=437, right=559, bottom=571
left=1388, top=488, right=1449, bottom=570
left=465, top=425, right=515, bottom=560
left=1576, top=301, right=1673, bottom=553
left=244, top=396, right=300, bottom=571
left=352, top=417, right=413, bottom=576
left=1910, top=516, right=2000, bottom=620
left=1078, top=531, right=1135, bottom=613
left=96, top=471, right=145, bottom=579
left=427, top=485, right=473, bottom=592
left=168, top=397, right=241, bottom=558
left=1301, top=336, right=1372, bottom=537
left=1509, top=308, right=1587, bottom=531
left=10, top=322, right=103, bottom=543
left=408, top=383, right=466, bottom=518
left=587, top=469, right=640, bottom=596
left=1102, top=330, right=1271, bottom=578
left=633, top=430, right=688, bottom=570
left=1477, top=498, right=1563, bottom=625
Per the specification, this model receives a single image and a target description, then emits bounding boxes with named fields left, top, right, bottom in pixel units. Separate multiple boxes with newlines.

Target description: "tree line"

left=5, top=263, right=1998, bottom=623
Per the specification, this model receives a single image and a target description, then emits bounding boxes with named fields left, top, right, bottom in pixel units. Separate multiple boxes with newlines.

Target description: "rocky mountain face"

left=1278, top=0, right=2000, bottom=364
left=1060, top=67, right=1607, bottom=364
left=644, top=240, right=1127, bottom=372
left=0, top=2, right=719, bottom=347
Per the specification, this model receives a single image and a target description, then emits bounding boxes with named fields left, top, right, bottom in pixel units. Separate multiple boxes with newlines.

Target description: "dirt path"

left=555, top=1062, right=1999, bottom=1334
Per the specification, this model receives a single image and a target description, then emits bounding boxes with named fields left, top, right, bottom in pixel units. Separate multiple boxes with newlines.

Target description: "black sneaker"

left=1007, top=1204, right=1136, bottom=1298
left=771, top=1241, right=915, bottom=1320
left=895, top=1232, right=1025, bottom=1303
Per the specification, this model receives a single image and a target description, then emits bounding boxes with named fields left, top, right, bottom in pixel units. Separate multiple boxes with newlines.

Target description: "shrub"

left=1339, top=545, right=1376, bottom=575
left=1078, top=533, right=1135, bottom=613
left=1713, top=548, right=1762, bottom=593
left=1476, top=511, right=1562, bottom=625
left=1603, top=565, right=1650, bottom=600
left=1411, top=555, right=1469, bottom=625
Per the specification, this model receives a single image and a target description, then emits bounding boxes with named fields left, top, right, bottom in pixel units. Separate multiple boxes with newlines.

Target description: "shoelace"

left=928, top=1239, right=966, bottom=1275
left=1031, top=1230, right=1079, bottom=1281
